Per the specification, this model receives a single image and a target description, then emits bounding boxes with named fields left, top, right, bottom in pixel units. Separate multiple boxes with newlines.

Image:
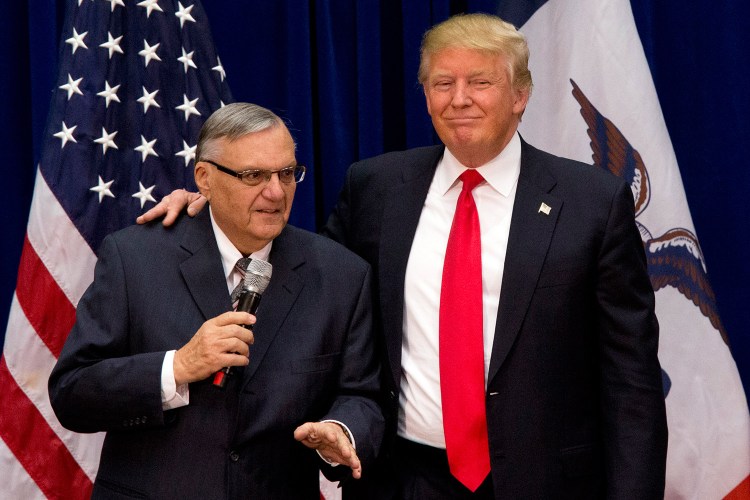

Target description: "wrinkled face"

left=195, top=125, right=297, bottom=254
left=423, top=47, right=529, bottom=167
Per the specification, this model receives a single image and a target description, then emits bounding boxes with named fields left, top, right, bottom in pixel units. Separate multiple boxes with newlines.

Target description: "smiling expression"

left=424, top=47, right=529, bottom=168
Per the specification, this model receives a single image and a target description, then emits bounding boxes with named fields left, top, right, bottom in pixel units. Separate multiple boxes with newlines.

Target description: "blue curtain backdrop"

left=2, top=1, right=748, bottom=396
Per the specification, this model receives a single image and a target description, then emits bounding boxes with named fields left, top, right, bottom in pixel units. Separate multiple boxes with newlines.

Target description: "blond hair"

left=418, top=13, right=532, bottom=94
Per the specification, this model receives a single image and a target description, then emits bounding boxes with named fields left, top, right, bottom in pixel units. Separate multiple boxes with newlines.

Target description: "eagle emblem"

left=570, top=79, right=729, bottom=396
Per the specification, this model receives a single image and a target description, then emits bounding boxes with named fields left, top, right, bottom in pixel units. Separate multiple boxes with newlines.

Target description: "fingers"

left=293, top=422, right=316, bottom=442
left=215, top=311, right=255, bottom=330
left=136, top=200, right=167, bottom=224
left=135, top=189, right=206, bottom=226
left=161, top=200, right=182, bottom=226
left=161, top=189, right=190, bottom=226
left=294, top=422, right=362, bottom=478
left=349, top=454, right=363, bottom=479
left=172, top=313, right=257, bottom=385
left=186, top=193, right=208, bottom=216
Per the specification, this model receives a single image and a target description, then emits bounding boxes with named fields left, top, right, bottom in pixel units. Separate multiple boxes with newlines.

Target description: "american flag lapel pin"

left=538, top=202, right=552, bottom=215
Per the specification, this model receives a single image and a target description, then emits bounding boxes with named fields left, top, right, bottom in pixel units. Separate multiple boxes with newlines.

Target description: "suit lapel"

left=241, top=226, right=304, bottom=387
left=179, top=209, right=232, bottom=323
left=488, top=141, right=562, bottom=384
left=379, top=146, right=444, bottom=388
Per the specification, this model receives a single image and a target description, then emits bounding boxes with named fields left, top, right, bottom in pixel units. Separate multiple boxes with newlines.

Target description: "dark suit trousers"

left=394, top=437, right=494, bottom=500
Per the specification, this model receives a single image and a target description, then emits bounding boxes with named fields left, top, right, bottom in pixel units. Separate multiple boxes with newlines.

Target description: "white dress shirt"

left=160, top=207, right=271, bottom=410
left=398, top=133, right=521, bottom=447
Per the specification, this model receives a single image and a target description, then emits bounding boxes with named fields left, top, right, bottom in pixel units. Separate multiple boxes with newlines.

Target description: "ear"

left=513, top=87, right=530, bottom=116
left=194, top=161, right=211, bottom=201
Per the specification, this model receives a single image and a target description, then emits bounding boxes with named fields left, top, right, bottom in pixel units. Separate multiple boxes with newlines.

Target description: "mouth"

left=446, top=117, right=481, bottom=124
left=253, top=209, right=284, bottom=219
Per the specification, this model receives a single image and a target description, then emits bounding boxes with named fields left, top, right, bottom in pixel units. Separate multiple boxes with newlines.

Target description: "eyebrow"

left=224, top=162, right=299, bottom=173
left=429, top=69, right=499, bottom=80
left=239, top=163, right=298, bottom=172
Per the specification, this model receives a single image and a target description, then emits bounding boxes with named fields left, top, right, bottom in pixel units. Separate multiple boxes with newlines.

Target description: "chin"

left=256, top=224, right=286, bottom=239
left=446, top=138, right=481, bottom=153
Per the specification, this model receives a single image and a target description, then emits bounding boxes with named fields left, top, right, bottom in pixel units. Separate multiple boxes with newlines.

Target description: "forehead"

left=428, top=47, right=507, bottom=77
left=219, top=126, right=296, bottom=168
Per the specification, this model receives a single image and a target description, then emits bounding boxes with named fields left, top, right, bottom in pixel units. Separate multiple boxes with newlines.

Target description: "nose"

left=261, top=172, right=286, bottom=200
left=450, top=81, right=472, bottom=107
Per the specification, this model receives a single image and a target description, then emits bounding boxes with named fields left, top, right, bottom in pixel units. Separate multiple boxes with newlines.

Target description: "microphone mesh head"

left=243, top=258, right=273, bottom=294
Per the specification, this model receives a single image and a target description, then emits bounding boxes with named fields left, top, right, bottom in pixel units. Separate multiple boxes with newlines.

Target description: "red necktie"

left=439, top=169, right=490, bottom=491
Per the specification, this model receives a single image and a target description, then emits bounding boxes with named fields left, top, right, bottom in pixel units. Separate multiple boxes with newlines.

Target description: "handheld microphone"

left=213, top=258, right=273, bottom=388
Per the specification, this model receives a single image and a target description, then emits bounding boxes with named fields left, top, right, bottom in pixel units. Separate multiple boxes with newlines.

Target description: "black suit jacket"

left=323, top=139, right=668, bottom=499
left=49, top=208, right=384, bottom=499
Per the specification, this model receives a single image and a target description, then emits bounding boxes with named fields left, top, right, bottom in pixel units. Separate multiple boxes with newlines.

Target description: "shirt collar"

left=209, top=206, right=272, bottom=281
left=437, top=132, right=522, bottom=197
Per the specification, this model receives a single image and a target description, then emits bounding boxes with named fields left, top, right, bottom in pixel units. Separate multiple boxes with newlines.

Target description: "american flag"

left=0, top=0, right=230, bottom=497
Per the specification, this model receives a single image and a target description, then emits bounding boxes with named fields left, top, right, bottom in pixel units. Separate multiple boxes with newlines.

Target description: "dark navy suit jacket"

left=49, top=208, right=384, bottom=499
left=323, top=139, right=668, bottom=499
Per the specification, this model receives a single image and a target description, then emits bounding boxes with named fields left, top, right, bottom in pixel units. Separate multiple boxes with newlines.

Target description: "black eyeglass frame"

left=200, top=159, right=306, bottom=186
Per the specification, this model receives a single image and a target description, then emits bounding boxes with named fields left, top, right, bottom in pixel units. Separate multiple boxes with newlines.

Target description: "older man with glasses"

left=48, top=102, right=384, bottom=499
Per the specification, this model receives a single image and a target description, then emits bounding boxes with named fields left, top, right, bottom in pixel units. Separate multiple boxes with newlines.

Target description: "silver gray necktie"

left=230, top=257, right=252, bottom=303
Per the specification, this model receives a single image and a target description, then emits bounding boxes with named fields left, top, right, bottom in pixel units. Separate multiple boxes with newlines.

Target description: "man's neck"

left=448, top=131, right=518, bottom=169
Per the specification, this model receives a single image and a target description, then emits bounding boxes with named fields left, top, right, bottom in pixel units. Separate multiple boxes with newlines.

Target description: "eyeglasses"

left=201, top=159, right=306, bottom=186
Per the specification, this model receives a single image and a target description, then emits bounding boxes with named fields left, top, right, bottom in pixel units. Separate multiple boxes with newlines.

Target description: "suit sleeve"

left=320, top=163, right=354, bottom=246
left=596, top=181, right=668, bottom=499
left=48, top=233, right=167, bottom=433
left=318, top=264, right=384, bottom=481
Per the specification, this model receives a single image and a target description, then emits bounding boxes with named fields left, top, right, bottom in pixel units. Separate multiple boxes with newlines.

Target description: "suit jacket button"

left=229, top=451, right=240, bottom=462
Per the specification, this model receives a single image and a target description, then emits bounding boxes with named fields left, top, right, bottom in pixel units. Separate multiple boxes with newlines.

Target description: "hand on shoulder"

left=136, top=188, right=206, bottom=226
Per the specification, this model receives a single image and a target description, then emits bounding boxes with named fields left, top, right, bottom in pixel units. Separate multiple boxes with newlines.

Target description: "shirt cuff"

left=317, top=419, right=356, bottom=467
left=161, top=350, right=189, bottom=410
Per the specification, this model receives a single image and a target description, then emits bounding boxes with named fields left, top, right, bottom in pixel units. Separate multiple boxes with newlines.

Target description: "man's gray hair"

left=196, top=102, right=285, bottom=162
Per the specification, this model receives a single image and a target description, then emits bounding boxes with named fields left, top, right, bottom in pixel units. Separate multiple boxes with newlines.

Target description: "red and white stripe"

left=1, top=170, right=102, bottom=499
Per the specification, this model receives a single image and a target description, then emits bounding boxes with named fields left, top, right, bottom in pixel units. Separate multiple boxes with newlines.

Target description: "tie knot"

left=231, top=257, right=252, bottom=303
left=460, top=169, right=484, bottom=192
left=235, top=257, right=252, bottom=273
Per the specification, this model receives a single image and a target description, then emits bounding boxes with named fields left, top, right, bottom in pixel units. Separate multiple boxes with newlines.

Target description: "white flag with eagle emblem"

left=517, top=0, right=750, bottom=497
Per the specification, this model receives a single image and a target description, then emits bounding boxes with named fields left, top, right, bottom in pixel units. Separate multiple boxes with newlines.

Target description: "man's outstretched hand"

left=136, top=188, right=206, bottom=226
left=294, top=422, right=362, bottom=479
